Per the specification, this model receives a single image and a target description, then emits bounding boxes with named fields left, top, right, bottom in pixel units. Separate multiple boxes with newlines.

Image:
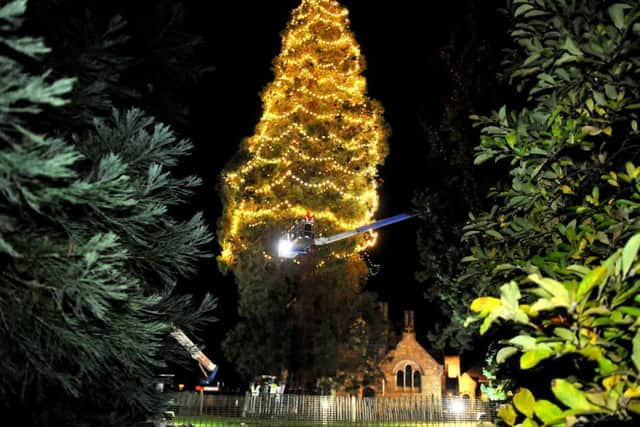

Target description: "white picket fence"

left=174, top=392, right=498, bottom=424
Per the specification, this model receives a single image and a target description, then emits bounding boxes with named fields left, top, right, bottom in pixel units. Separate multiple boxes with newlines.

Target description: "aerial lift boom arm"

left=277, top=212, right=416, bottom=259
left=170, top=327, right=218, bottom=385
left=313, top=213, right=416, bottom=246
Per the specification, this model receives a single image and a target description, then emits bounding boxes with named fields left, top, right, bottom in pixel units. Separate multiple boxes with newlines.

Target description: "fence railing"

left=173, top=392, right=499, bottom=425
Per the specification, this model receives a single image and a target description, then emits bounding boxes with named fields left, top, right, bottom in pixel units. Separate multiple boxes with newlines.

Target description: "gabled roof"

left=381, top=331, right=442, bottom=372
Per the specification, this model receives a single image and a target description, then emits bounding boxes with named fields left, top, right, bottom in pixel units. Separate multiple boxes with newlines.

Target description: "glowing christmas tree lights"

left=219, top=0, right=389, bottom=268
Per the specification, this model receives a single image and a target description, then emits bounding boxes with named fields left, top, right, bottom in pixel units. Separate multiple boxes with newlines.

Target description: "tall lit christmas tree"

left=219, top=0, right=388, bottom=268
left=219, top=0, right=390, bottom=387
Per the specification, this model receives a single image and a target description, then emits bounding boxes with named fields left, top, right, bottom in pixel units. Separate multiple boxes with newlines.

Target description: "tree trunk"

left=290, top=256, right=316, bottom=392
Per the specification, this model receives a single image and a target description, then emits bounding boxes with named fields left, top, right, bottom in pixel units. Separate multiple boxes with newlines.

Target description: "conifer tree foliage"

left=218, top=0, right=389, bottom=387
left=458, top=0, right=640, bottom=424
left=0, top=1, right=215, bottom=425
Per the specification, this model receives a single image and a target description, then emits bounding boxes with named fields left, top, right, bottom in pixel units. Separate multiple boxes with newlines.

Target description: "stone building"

left=372, top=309, right=484, bottom=400
left=444, top=355, right=478, bottom=398
left=376, top=310, right=443, bottom=398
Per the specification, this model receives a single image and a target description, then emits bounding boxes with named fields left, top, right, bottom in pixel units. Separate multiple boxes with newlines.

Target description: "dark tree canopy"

left=413, top=0, right=510, bottom=353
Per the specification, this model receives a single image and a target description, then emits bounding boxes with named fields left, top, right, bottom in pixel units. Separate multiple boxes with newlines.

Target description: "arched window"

left=405, top=365, right=413, bottom=388
left=413, top=371, right=421, bottom=391
left=396, top=370, right=404, bottom=387
left=394, top=362, right=421, bottom=391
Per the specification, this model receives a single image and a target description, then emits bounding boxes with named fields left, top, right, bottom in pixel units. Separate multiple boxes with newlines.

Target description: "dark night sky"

left=148, top=0, right=508, bottom=385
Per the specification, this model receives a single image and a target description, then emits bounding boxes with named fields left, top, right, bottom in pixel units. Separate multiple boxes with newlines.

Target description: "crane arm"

left=314, top=213, right=415, bottom=246
left=170, top=327, right=218, bottom=384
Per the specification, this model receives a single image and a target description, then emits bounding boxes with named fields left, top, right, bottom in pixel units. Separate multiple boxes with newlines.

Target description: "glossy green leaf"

left=577, top=265, right=608, bottom=299
left=612, top=280, right=640, bottom=306
left=608, top=4, right=630, bottom=30
left=617, top=306, right=640, bottom=317
left=625, top=161, right=637, bottom=178
left=500, top=281, right=522, bottom=307
left=514, top=387, right=536, bottom=418
left=562, top=36, right=582, bottom=56
left=515, top=4, right=535, bottom=17
left=498, top=403, right=518, bottom=426
left=622, top=233, right=640, bottom=277
left=539, top=73, right=555, bottom=85
left=567, top=264, right=591, bottom=277
left=586, top=390, right=607, bottom=407
left=499, top=282, right=530, bottom=324
left=534, top=399, right=563, bottom=424
left=578, top=346, right=618, bottom=376
left=486, top=229, right=504, bottom=240
left=525, top=9, right=550, bottom=18
left=595, top=231, right=610, bottom=245
left=509, top=335, right=537, bottom=351
left=497, top=346, right=519, bottom=363
left=530, top=297, right=555, bottom=312
left=551, top=379, right=600, bottom=411
left=593, top=91, right=606, bottom=106
left=629, top=400, right=640, bottom=414
left=583, top=306, right=610, bottom=316
left=470, top=296, right=501, bottom=313
left=553, top=327, right=575, bottom=342
left=474, top=152, right=493, bottom=165
left=0, top=237, right=20, bottom=257
left=494, top=263, right=516, bottom=273
left=527, top=274, right=570, bottom=305
left=521, top=347, right=554, bottom=369
left=604, top=84, right=618, bottom=100
left=524, top=53, right=541, bottom=66
left=479, top=314, right=493, bottom=335
left=633, top=328, right=640, bottom=372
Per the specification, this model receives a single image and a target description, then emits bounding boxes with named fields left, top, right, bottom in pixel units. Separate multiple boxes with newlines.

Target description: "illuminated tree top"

left=219, top=0, right=389, bottom=268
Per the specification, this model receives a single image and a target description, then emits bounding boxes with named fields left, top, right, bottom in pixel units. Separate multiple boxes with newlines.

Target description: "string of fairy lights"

left=220, top=0, right=388, bottom=266
left=270, top=72, right=365, bottom=98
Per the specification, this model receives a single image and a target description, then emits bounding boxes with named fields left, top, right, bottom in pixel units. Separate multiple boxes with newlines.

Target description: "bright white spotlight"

left=320, top=398, right=330, bottom=411
left=450, top=397, right=465, bottom=414
left=278, top=238, right=294, bottom=258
